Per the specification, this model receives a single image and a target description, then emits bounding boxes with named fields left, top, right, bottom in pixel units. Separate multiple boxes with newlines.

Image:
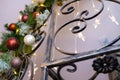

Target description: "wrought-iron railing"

left=40, top=0, right=120, bottom=80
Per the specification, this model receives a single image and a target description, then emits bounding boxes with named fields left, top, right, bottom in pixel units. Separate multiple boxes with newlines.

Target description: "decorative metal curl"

left=71, top=18, right=87, bottom=34
left=54, top=18, right=87, bottom=55
left=60, top=0, right=80, bottom=14
left=54, top=0, right=120, bottom=56
left=57, top=63, right=77, bottom=80
left=54, top=0, right=104, bottom=55
left=45, top=0, right=120, bottom=80
left=61, top=0, right=104, bottom=21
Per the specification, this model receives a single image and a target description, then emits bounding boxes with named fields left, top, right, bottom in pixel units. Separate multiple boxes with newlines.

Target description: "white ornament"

left=24, top=34, right=35, bottom=45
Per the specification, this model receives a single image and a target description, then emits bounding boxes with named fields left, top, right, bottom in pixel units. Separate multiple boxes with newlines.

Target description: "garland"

left=0, top=0, right=66, bottom=78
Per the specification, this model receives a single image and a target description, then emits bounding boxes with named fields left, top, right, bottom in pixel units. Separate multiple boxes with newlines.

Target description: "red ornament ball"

left=22, top=14, right=28, bottom=22
left=6, top=37, right=20, bottom=50
left=10, top=57, right=22, bottom=69
left=8, top=23, right=16, bottom=31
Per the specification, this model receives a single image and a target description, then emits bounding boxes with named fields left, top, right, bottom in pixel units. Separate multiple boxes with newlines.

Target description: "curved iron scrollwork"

left=61, top=0, right=104, bottom=20
left=57, top=63, right=77, bottom=80
left=53, top=0, right=120, bottom=55
left=45, top=0, right=120, bottom=80
left=60, top=0, right=80, bottom=14
left=54, top=17, right=87, bottom=55
left=54, top=0, right=104, bottom=55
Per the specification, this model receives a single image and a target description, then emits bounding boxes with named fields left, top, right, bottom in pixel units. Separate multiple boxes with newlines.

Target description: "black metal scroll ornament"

left=60, top=0, right=80, bottom=14
left=49, top=0, right=120, bottom=80
left=61, top=0, right=104, bottom=20
left=54, top=0, right=104, bottom=55
left=57, top=63, right=77, bottom=80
